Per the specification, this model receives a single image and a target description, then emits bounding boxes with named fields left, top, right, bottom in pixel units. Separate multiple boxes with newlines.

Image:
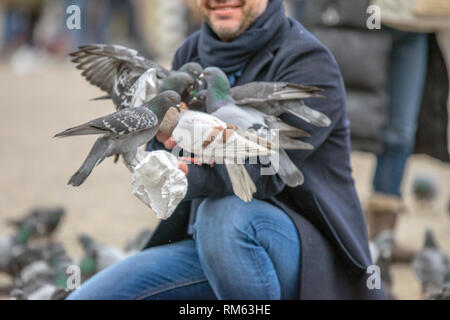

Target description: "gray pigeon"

left=0, top=235, right=16, bottom=273
left=199, top=67, right=323, bottom=187
left=412, top=175, right=438, bottom=203
left=427, top=282, right=450, bottom=300
left=369, top=230, right=395, bottom=299
left=54, top=91, right=181, bottom=186
left=189, top=81, right=329, bottom=127
left=8, top=207, right=65, bottom=244
left=70, top=44, right=202, bottom=109
left=77, top=234, right=127, bottom=280
left=412, top=229, right=450, bottom=297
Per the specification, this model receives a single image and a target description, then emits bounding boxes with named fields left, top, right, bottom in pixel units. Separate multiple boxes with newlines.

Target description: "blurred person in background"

left=0, top=0, right=44, bottom=56
left=0, top=0, right=154, bottom=59
left=68, top=0, right=385, bottom=300
left=299, top=0, right=450, bottom=297
left=365, top=0, right=450, bottom=255
left=66, top=0, right=152, bottom=57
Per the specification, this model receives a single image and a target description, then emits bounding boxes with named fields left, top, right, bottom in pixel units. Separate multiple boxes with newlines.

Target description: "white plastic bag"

left=130, top=150, right=188, bottom=220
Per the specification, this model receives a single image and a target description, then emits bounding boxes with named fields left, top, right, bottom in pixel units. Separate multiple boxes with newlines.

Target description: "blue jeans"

left=373, top=30, right=428, bottom=197
left=67, top=196, right=301, bottom=300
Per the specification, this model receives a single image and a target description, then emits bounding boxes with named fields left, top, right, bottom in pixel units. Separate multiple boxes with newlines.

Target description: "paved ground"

left=0, top=62, right=449, bottom=299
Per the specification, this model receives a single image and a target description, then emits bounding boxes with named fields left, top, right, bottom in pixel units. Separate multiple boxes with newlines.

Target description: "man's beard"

left=204, top=4, right=262, bottom=41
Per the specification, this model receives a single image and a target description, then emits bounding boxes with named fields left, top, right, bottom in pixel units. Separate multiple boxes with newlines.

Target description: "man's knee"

left=195, top=196, right=258, bottom=235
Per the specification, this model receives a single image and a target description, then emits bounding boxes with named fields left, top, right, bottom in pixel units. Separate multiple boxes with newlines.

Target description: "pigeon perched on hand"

left=70, top=44, right=202, bottom=110
left=54, top=91, right=181, bottom=186
left=412, top=229, right=450, bottom=297
left=171, top=109, right=275, bottom=202
left=189, top=77, right=329, bottom=127
left=197, top=67, right=327, bottom=187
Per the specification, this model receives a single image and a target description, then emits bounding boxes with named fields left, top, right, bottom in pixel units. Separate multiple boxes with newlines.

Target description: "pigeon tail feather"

left=54, top=123, right=104, bottom=138
left=90, top=95, right=111, bottom=101
left=225, top=164, right=256, bottom=202
left=277, top=150, right=304, bottom=187
left=279, top=135, right=314, bottom=150
left=68, top=138, right=109, bottom=186
left=281, top=103, right=331, bottom=127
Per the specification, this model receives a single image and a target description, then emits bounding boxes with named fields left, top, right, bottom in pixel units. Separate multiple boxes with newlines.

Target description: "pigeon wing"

left=88, top=107, right=159, bottom=136
left=70, top=44, right=170, bottom=94
left=231, top=82, right=323, bottom=104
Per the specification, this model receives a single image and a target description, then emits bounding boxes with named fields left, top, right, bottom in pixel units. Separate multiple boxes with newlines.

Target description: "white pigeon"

left=171, top=110, right=275, bottom=202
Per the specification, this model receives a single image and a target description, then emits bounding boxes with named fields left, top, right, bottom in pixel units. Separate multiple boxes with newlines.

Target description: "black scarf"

left=198, top=0, right=286, bottom=75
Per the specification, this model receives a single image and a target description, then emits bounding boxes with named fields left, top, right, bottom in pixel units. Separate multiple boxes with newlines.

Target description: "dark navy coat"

left=146, top=16, right=386, bottom=300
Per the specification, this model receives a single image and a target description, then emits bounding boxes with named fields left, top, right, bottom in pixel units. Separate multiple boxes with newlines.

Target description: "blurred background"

left=0, top=0, right=449, bottom=300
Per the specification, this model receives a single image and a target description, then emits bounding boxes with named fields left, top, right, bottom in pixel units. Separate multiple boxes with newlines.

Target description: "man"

left=68, top=0, right=386, bottom=299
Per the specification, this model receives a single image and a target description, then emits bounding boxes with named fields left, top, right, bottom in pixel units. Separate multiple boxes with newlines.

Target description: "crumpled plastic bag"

left=130, top=150, right=187, bottom=220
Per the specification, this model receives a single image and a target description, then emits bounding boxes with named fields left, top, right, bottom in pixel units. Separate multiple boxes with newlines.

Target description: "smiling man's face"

left=197, top=0, right=269, bottom=41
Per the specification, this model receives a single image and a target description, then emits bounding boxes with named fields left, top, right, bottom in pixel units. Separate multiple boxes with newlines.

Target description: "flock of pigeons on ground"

left=0, top=207, right=153, bottom=300
left=54, top=44, right=331, bottom=202
left=0, top=205, right=448, bottom=300
left=371, top=227, right=450, bottom=300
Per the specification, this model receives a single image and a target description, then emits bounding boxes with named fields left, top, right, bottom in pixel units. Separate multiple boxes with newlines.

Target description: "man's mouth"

left=208, top=2, right=243, bottom=15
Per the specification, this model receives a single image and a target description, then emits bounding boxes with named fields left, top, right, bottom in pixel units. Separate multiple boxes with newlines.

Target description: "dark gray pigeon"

left=412, top=229, right=450, bottom=297
left=199, top=67, right=324, bottom=187
left=8, top=207, right=65, bottom=244
left=54, top=91, right=181, bottom=186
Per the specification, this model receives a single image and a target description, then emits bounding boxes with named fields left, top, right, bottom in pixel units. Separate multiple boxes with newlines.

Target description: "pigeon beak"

left=179, top=102, right=188, bottom=110
left=198, top=73, right=205, bottom=79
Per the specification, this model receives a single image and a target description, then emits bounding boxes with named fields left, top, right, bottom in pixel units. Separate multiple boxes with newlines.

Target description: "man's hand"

left=156, top=130, right=188, bottom=176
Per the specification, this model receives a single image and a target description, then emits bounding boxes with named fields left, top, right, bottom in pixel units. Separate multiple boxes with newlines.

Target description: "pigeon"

left=171, top=109, right=275, bottom=202
left=188, top=80, right=330, bottom=127
left=77, top=234, right=127, bottom=280
left=369, top=230, right=395, bottom=299
left=10, top=280, right=67, bottom=300
left=412, top=229, right=450, bottom=297
left=5, top=242, right=75, bottom=300
left=427, top=282, right=450, bottom=300
left=412, top=175, right=438, bottom=203
left=54, top=91, right=181, bottom=186
left=0, top=235, right=16, bottom=273
left=8, top=207, right=65, bottom=244
left=70, top=44, right=202, bottom=110
left=198, top=67, right=323, bottom=187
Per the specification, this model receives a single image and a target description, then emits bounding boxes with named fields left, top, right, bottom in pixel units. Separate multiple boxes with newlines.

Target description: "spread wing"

left=70, top=44, right=170, bottom=94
